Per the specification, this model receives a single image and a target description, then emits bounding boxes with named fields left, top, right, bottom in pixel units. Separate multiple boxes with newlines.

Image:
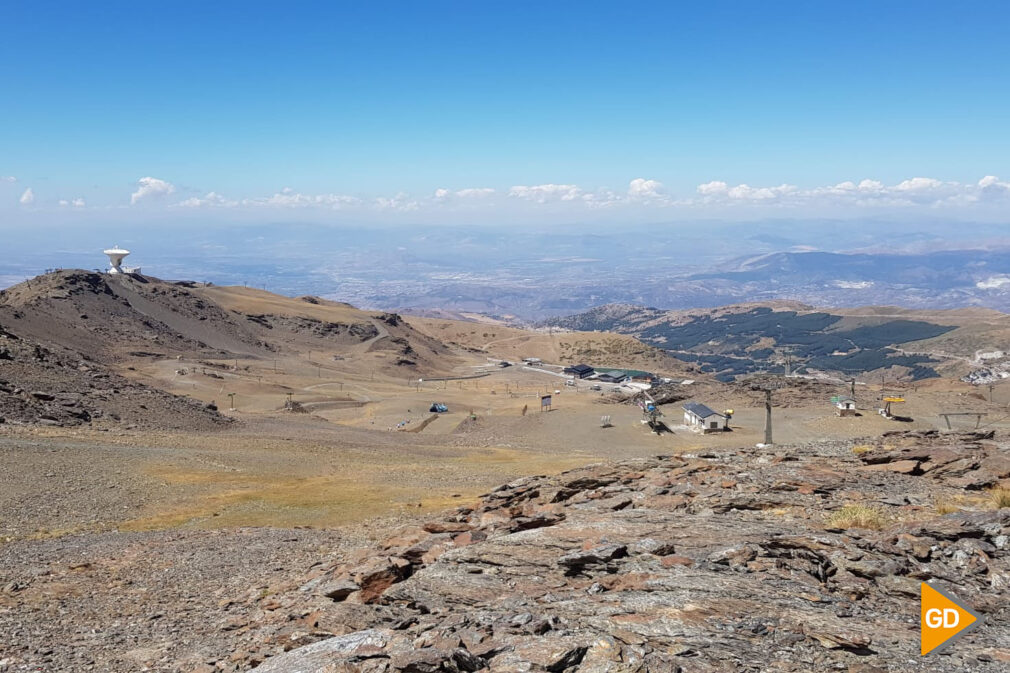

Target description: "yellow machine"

left=879, top=397, right=905, bottom=419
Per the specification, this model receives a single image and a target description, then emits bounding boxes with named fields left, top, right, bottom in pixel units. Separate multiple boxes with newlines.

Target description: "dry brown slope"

left=406, top=316, right=697, bottom=376
left=0, top=271, right=468, bottom=378
left=194, top=284, right=464, bottom=377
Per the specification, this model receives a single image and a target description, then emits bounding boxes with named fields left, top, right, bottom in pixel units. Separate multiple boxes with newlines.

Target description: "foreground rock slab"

left=253, top=431, right=1010, bottom=672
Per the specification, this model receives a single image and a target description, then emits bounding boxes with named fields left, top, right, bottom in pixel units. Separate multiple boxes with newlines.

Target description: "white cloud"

left=811, top=179, right=886, bottom=196
left=728, top=183, right=797, bottom=200
left=697, top=181, right=796, bottom=201
left=856, top=179, right=885, bottom=193
left=692, top=175, right=1010, bottom=210
left=455, top=187, right=495, bottom=199
left=581, top=189, right=622, bottom=208
left=2, top=176, right=15, bottom=182
left=433, top=187, right=495, bottom=202
left=892, top=176, right=943, bottom=193
left=696, top=180, right=729, bottom=196
left=131, top=176, right=175, bottom=204
left=242, top=188, right=361, bottom=209
left=978, top=175, right=1010, bottom=200
left=177, top=191, right=238, bottom=208
left=508, top=184, right=582, bottom=203
left=375, top=192, right=419, bottom=211
left=18, top=173, right=1010, bottom=218
left=628, top=178, right=665, bottom=199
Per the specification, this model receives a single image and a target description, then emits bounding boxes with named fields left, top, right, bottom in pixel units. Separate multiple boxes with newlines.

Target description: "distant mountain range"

left=677, top=249, right=1010, bottom=311
left=377, top=248, right=1010, bottom=320
left=378, top=247, right=1010, bottom=319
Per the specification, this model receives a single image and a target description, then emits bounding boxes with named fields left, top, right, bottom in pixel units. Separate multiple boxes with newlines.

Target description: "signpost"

left=540, top=394, right=552, bottom=412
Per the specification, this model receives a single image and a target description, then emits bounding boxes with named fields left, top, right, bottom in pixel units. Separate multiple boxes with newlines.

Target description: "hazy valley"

left=9, top=224, right=1010, bottom=322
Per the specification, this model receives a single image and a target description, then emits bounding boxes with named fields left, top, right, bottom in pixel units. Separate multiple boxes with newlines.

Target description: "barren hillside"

left=0, top=270, right=466, bottom=382
left=406, top=316, right=697, bottom=377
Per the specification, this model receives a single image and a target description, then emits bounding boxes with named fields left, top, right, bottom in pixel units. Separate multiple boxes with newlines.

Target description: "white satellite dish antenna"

left=101, top=245, right=132, bottom=274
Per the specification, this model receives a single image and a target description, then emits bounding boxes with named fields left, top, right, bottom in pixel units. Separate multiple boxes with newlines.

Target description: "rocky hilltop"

left=0, top=270, right=456, bottom=371
left=0, top=270, right=464, bottom=429
left=165, top=430, right=1009, bottom=672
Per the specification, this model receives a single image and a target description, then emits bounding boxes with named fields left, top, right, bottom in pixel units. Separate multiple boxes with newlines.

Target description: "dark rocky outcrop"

left=246, top=431, right=1010, bottom=672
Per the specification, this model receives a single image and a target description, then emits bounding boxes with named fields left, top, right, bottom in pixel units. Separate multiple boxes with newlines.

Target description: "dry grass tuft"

left=988, top=486, right=1010, bottom=509
left=934, top=497, right=961, bottom=515
left=851, top=444, right=873, bottom=456
left=826, top=504, right=888, bottom=530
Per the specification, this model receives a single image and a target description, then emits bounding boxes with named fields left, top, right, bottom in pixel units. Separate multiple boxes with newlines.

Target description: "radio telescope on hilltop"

left=103, top=246, right=141, bottom=275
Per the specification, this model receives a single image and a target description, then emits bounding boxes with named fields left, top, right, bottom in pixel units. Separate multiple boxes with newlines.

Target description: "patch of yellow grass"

left=851, top=444, right=873, bottom=456
left=826, top=504, right=889, bottom=530
left=988, top=486, right=1010, bottom=509
left=119, top=465, right=470, bottom=531
left=119, top=447, right=588, bottom=533
left=934, top=497, right=961, bottom=515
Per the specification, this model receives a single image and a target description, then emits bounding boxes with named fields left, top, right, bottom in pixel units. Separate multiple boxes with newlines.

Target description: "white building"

left=683, top=402, right=728, bottom=433
left=834, top=396, right=857, bottom=417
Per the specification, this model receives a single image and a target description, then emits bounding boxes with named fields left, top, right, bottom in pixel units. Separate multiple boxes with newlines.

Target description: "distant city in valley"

left=5, top=220, right=1010, bottom=322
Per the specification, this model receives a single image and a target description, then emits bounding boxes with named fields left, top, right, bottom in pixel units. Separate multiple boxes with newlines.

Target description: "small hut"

left=683, top=402, right=729, bottom=433
left=833, top=396, right=857, bottom=417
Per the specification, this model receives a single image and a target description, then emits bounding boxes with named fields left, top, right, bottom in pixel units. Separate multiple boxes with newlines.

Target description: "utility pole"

left=763, top=388, right=773, bottom=445
left=228, top=392, right=236, bottom=411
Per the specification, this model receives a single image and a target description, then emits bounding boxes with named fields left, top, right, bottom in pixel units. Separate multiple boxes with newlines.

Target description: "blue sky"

left=3, top=1, right=1010, bottom=223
